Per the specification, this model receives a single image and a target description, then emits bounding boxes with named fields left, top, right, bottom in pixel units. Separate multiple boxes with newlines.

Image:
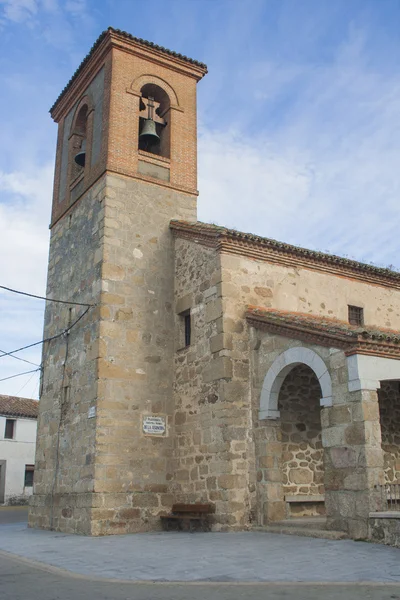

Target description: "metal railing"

left=375, top=484, right=400, bottom=511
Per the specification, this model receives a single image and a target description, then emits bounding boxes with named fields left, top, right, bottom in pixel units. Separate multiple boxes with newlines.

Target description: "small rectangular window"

left=348, top=305, right=364, bottom=326
left=184, top=312, right=191, bottom=347
left=4, top=419, right=15, bottom=440
left=24, top=465, right=34, bottom=487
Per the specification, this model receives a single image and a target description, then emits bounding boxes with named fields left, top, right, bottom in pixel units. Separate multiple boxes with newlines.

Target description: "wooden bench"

left=160, top=503, right=215, bottom=532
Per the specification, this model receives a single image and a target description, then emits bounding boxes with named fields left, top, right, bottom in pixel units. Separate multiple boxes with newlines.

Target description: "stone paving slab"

left=0, top=522, right=399, bottom=583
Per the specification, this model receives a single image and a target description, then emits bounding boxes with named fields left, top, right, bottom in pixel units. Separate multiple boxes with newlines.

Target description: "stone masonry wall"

left=29, top=175, right=106, bottom=534
left=250, top=335, right=335, bottom=525
left=219, top=252, right=400, bottom=331
left=90, top=174, right=197, bottom=535
left=378, top=381, right=400, bottom=484
left=369, top=516, right=400, bottom=548
left=279, top=364, right=324, bottom=497
left=249, top=328, right=384, bottom=537
left=172, top=237, right=252, bottom=530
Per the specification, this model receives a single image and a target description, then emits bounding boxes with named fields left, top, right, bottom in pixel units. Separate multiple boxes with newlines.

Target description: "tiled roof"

left=0, top=395, right=39, bottom=419
left=246, top=306, right=400, bottom=344
left=170, top=220, right=400, bottom=286
left=51, top=27, right=207, bottom=113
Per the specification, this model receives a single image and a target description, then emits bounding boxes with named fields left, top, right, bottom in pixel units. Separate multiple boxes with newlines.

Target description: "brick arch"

left=259, top=347, right=332, bottom=420
left=129, top=74, right=179, bottom=106
left=70, top=94, right=94, bottom=134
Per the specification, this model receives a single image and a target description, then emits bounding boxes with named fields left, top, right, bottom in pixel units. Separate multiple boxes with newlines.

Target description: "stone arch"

left=130, top=74, right=179, bottom=107
left=259, top=347, right=332, bottom=420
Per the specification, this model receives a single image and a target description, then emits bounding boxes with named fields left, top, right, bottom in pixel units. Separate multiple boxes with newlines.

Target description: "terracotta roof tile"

left=51, top=27, right=207, bottom=113
left=0, top=395, right=39, bottom=419
left=246, top=306, right=400, bottom=344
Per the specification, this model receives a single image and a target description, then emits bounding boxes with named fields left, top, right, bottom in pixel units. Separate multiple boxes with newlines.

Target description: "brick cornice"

left=51, top=28, right=207, bottom=119
left=170, top=221, right=400, bottom=290
left=51, top=37, right=111, bottom=122
left=246, top=306, right=400, bottom=360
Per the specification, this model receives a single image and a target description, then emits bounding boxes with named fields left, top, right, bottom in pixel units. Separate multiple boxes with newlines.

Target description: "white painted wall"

left=0, top=416, right=37, bottom=504
left=347, top=354, right=400, bottom=392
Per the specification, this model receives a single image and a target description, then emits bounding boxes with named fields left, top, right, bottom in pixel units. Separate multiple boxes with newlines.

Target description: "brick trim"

left=51, top=28, right=207, bottom=117
left=246, top=306, right=400, bottom=360
left=170, top=221, right=400, bottom=290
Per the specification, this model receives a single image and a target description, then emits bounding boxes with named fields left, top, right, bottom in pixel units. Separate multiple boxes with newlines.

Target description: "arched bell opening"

left=70, top=104, right=88, bottom=182
left=138, top=83, right=170, bottom=158
left=278, top=364, right=325, bottom=518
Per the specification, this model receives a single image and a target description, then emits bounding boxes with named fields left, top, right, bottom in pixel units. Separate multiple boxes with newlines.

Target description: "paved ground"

left=0, top=521, right=399, bottom=583
left=1, top=552, right=400, bottom=600
left=0, top=506, right=28, bottom=524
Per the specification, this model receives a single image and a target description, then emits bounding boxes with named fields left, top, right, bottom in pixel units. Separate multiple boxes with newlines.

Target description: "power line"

left=0, top=305, right=92, bottom=360
left=0, top=285, right=95, bottom=307
left=14, top=369, right=40, bottom=396
left=0, top=368, right=41, bottom=383
left=0, top=348, right=41, bottom=368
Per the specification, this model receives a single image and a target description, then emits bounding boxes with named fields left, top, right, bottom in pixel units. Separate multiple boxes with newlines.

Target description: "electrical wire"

left=0, top=368, right=41, bottom=383
left=0, top=348, right=41, bottom=368
left=0, top=285, right=95, bottom=307
left=14, top=369, right=40, bottom=397
left=0, top=305, right=92, bottom=359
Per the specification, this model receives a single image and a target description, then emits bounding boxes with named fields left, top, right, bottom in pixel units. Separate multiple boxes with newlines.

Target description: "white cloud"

left=64, top=0, right=86, bottom=17
left=0, top=0, right=37, bottom=23
left=0, top=164, right=51, bottom=397
left=198, top=26, right=400, bottom=270
left=0, top=164, right=52, bottom=292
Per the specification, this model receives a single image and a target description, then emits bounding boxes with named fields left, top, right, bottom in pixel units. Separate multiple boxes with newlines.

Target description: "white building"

left=0, top=395, right=38, bottom=505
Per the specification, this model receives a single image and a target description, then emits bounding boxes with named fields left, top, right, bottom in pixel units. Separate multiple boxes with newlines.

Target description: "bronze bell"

left=74, top=138, right=86, bottom=167
left=139, top=118, right=160, bottom=145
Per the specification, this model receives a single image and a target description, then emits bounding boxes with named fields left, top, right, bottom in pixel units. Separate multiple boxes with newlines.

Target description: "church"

left=29, top=28, right=400, bottom=542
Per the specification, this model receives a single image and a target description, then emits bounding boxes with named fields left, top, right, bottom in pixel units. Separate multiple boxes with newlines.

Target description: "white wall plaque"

left=143, top=415, right=166, bottom=436
left=88, top=406, right=96, bottom=419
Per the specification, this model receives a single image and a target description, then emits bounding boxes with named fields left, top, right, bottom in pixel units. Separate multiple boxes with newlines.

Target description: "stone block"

left=320, top=408, right=330, bottom=429
left=224, top=318, right=244, bottom=334
left=203, top=357, right=232, bottom=382
left=218, top=474, right=246, bottom=490
left=329, top=405, right=351, bottom=426
left=330, top=446, right=357, bottom=469
left=343, top=472, right=367, bottom=491
left=210, top=333, right=232, bottom=353
left=254, top=286, right=273, bottom=298
left=102, top=263, right=125, bottom=280
left=266, top=482, right=284, bottom=502
left=322, top=426, right=345, bottom=448
left=219, top=380, right=247, bottom=403
left=344, top=423, right=366, bottom=446
left=131, top=493, right=159, bottom=508
left=357, top=447, right=384, bottom=468
left=266, top=501, right=285, bottom=522
left=118, top=508, right=141, bottom=519
left=205, top=299, right=223, bottom=323
left=176, top=293, right=193, bottom=314
left=324, top=468, right=346, bottom=491
left=116, top=308, right=133, bottom=321
left=290, top=469, right=313, bottom=484
left=348, top=518, right=368, bottom=540
left=259, top=456, right=275, bottom=469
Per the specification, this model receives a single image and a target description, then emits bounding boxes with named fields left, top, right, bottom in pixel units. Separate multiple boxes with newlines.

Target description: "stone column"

left=322, top=389, right=384, bottom=539
left=255, top=420, right=285, bottom=524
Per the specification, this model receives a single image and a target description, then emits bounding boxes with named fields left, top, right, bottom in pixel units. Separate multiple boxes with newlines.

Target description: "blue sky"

left=1, top=0, right=400, bottom=398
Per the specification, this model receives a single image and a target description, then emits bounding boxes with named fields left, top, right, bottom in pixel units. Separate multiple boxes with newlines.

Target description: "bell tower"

left=29, top=28, right=207, bottom=535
